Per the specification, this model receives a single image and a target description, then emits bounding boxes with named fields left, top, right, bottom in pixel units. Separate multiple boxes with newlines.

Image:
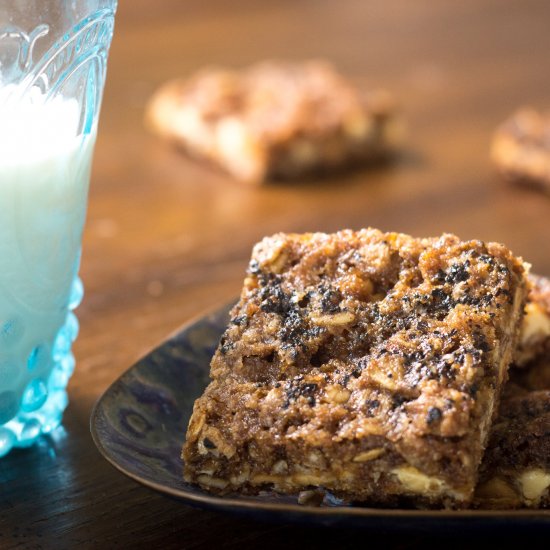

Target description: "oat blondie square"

left=146, top=61, right=401, bottom=183
left=183, top=229, right=528, bottom=508
left=476, top=276, right=550, bottom=509
left=475, top=360, right=550, bottom=509
left=491, top=108, right=550, bottom=193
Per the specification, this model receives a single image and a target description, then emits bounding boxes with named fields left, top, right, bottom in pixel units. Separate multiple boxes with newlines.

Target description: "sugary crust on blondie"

left=491, top=108, right=550, bottom=192
left=146, top=60, right=401, bottom=183
left=183, top=229, right=527, bottom=508
left=516, top=274, right=550, bottom=367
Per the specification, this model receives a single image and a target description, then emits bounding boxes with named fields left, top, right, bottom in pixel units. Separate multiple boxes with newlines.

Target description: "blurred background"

left=82, top=0, right=550, bottom=373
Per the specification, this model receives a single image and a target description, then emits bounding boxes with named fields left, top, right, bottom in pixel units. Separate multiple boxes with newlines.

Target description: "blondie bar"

left=146, top=61, right=401, bottom=183
left=183, top=229, right=527, bottom=508
left=476, top=276, right=550, bottom=509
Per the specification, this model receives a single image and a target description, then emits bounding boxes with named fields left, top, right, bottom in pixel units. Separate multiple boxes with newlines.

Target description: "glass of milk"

left=0, top=1, right=117, bottom=455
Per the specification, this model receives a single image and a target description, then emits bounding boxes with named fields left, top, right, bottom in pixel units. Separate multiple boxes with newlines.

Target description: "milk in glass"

left=0, top=85, right=95, bottom=448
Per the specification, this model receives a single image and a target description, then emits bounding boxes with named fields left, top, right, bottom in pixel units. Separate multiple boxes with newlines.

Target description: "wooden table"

left=2, top=0, right=550, bottom=547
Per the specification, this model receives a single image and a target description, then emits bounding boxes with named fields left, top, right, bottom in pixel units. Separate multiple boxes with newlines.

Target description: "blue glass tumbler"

left=0, top=0, right=117, bottom=455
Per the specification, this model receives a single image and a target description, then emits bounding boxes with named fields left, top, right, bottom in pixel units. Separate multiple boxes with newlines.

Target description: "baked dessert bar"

left=475, top=356, right=550, bottom=509
left=146, top=61, right=401, bottom=183
left=183, top=229, right=527, bottom=508
left=476, top=275, right=550, bottom=509
left=491, top=108, right=550, bottom=193
left=515, top=274, right=550, bottom=367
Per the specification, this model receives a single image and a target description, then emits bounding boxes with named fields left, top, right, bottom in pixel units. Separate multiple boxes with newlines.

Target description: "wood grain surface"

left=1, top=0, right=550, bottom=548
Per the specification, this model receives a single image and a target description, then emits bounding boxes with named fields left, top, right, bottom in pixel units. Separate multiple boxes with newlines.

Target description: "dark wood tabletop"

left=2, top=0, right=550, bottom=548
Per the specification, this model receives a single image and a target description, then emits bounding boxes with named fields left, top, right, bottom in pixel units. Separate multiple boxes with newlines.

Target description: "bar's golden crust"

left=183, top=229, right=527, bottom=508
left=145, top=61, right=401, bottom=183
left=491, top=108, right=550, bottom=193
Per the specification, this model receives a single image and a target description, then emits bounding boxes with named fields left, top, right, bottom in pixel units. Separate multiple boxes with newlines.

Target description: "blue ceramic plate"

left=91, top=303, right=550, bottom=532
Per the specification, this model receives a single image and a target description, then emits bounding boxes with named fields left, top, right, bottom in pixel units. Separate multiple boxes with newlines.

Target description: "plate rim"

left=90, top=302, right=550, bottom=522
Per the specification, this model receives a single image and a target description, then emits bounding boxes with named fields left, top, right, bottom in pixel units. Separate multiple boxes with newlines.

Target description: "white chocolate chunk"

left=392, top=466, right=446, bottom=495
left=520, top=302, right=550, bottom=347
left=519, top=469, right=550, bottom=503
